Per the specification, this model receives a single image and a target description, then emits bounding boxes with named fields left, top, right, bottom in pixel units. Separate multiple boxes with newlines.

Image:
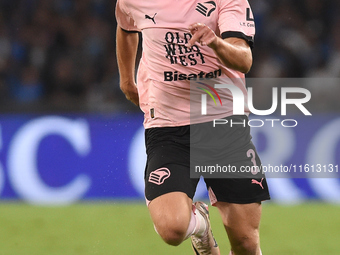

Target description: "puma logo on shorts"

left=251, top=178, right=264, bottom=189
left=148, top=168, right=171, bottom=185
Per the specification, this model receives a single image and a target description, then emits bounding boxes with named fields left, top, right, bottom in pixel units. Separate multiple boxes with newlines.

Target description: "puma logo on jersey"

left=145, top=13, right=157, bottom=24
left=196, top=1, right=216, bottom=17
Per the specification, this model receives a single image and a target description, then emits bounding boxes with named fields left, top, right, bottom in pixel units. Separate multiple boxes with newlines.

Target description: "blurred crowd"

left=0, top=0, right=338, bottom=113
left=249, top=0, right=340, bottom=113
left=250, top=0, right=340, bottom=78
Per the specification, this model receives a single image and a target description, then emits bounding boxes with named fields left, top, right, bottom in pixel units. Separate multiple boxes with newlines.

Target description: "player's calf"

left=215, top=202, right=262, bottom=255
left=229, top=235, right=261, bottom=255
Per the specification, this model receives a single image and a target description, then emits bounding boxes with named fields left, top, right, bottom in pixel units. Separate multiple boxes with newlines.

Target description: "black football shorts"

left=144, top=115, right=270, bottom=205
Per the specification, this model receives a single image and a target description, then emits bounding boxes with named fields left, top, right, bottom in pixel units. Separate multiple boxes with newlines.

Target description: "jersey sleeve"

left=115, top=0, right=140, bottom=32
left=218, top=0, right=255, bottom=48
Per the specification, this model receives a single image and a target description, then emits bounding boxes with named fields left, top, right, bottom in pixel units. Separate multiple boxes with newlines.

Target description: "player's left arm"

left=187, top=23, right=252, bottom=74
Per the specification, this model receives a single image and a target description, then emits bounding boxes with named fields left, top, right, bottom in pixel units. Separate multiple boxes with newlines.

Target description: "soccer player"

left=116, top=0, right=270, bottom=254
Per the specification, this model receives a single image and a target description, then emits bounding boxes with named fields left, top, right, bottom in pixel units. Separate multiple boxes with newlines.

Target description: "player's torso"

left=120, top=0, right=246, bottom=128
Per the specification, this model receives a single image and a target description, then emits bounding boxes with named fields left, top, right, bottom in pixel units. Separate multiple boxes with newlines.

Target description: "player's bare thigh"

left=148, top=191, right=193, bottom=246
left=215, top=202, right=262, bottom=255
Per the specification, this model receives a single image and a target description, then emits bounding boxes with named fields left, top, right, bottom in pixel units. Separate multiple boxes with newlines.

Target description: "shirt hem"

left=143, top=112, right=250, bottom=129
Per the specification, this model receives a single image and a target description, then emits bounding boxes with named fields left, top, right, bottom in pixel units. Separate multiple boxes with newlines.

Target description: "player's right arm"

left=116, top=26, right=139, bottom=106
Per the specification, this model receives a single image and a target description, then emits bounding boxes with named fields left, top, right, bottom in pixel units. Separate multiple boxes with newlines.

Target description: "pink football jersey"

left=116, top=0, right=255, bottom=128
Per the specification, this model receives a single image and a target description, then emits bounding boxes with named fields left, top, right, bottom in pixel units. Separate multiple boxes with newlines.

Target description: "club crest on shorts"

left=149, top=168, right=171, bottom=185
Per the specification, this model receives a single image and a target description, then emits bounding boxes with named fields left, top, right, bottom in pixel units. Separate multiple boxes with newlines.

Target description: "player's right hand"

left=187, top=23, right=217, bottom=48
left=120, top=82, right=139, bottom=106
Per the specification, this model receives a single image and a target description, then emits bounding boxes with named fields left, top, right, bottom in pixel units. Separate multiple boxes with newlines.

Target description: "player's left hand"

left=187, top=23, right=217, bottom=48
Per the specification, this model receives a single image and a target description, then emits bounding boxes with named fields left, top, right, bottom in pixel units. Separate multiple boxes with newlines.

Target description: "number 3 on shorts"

left=247, top=149, right=259, bottom=175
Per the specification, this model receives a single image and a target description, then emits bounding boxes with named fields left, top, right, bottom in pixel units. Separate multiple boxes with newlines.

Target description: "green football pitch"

left=0, top=202, right=339, bottom=255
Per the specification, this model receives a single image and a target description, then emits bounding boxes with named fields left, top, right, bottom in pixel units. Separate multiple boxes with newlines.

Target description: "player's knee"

left=160, top=229, right=185, bottom=246
left=154, top=217, right=188, bottom=246
left=231, top=235, right=259, bottom=254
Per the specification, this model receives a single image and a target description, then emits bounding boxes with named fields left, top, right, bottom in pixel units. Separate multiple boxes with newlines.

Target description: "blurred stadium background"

left=0, top=0, right=339, bottom=254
